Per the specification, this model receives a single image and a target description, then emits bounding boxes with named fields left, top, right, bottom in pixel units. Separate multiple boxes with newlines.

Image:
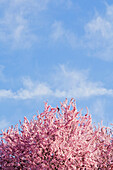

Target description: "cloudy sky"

left=0, top=0, right=113, bottom=130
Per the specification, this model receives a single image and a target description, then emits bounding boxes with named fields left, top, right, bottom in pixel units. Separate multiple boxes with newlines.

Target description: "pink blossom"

left=0, top=98, right=113, bottom=169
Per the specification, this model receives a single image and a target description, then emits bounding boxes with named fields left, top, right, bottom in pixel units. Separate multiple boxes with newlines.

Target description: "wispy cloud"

left=84, top=3, right=113, bottom=60
left=0, top=65, right=113, bottom=100
left=0, top=13, right=36, bottom=48
left=0, top=0, right=50, bottom=48
left=86, top=17, right=112, bottom=38
left=0, top=89, right=14, bottom=98
left=51, top=21, right=77, bottom=48
left=52, top=65, right=113, bottom=98
left=50, top=3, right=113, bottom=61
left=0, top=78, right=52, bottom=100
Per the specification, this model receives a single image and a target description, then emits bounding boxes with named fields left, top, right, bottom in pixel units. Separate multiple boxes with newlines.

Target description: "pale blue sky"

left=0, top=0, right=113, bottom=130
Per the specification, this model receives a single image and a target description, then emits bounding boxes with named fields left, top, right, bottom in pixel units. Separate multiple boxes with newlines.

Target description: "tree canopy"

left=0, top=98, right=113, bottom=169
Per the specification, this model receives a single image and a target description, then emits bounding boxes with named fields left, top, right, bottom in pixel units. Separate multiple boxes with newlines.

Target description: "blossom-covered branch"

left=0, top=98, right=113, bottom=169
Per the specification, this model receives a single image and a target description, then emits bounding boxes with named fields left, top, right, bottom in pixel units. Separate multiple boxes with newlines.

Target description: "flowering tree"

left=0, top=98, right=113, bottom=169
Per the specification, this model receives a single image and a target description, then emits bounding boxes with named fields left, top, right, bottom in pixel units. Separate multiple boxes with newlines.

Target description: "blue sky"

left=0, top=0, right=113, bottom=130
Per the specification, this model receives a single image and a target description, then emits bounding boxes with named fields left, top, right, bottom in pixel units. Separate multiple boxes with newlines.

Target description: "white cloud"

left=106, top=4, right=113, bottom=17
left=51, top=21, right=77, bottom=48
left=84, top=4, right=113, bottom=60
left=0, top=65, right=113, bottom=100
left=22, top=77, right=34, bottom=89
left=0, top=80, right=52, bottom=100
left=86, top=16, right=112, bottom=38
left=0, top=0, right=50, bottom=48
left=0, top=89, right=14, bottom=98
left=50, top=4, right=113, bottom=61
left=14, top=83, right=52, bottom=99
left=52, top=65, right=113, bottom=98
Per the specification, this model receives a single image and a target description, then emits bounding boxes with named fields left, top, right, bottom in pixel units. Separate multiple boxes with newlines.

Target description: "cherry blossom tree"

left=0, top=98, right=113, bottom=169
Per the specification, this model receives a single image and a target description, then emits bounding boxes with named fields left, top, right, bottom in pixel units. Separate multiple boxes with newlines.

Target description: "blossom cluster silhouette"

left=0, top=98, right=113, bottom=169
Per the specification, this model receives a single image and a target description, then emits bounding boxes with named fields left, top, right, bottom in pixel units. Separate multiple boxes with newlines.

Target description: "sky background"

left=0, top=0, right=113, bottom=130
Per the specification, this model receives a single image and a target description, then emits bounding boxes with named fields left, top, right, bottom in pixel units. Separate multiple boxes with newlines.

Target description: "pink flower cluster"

left=0, top=99, right=113, bottom=169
